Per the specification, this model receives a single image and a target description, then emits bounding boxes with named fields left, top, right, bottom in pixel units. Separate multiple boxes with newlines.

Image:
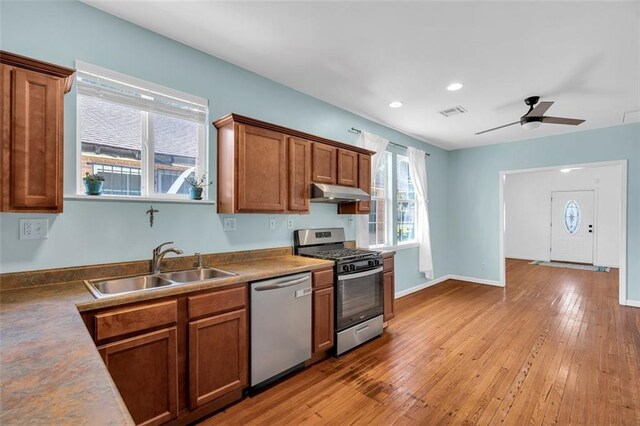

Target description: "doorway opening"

left=499, top=160, right=627, bottom=305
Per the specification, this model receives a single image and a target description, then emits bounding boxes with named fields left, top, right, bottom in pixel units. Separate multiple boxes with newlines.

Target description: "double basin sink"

left=85, top=267, right=236, bottom=299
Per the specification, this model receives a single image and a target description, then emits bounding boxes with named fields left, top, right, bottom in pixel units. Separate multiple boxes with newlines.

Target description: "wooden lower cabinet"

left=188, top=309, right=248, bottom=409
left=98, top=327, right=179, bottom=426
left=87, top=285, right=249, bottom=425
left=383, top=253, right=396, bottom=322
left=312, top=286, right=334, bottom=353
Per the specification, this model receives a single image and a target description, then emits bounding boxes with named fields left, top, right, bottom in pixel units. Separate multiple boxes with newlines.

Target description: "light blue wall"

left=447, top=123, right=640, bottom=300
left=0, top=0, right=448, bottom=293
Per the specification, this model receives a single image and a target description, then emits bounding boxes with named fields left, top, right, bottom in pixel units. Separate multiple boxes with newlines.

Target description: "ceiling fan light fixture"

left=446, top=82, right=463, bottom=91
left=521, top=120, right=542, bottom=131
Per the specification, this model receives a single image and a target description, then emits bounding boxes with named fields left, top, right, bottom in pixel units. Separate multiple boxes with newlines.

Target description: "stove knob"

left=349, top=264, right=356, bottom=271
left=342, top=265, right=349, bottom=272
left=368, top=260, right=374, bottom=267
left=375, top=259, right=380, bottom=266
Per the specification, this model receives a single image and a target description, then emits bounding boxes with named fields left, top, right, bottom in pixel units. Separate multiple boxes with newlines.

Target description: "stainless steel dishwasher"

left=250, top=272, right=312, bottom=388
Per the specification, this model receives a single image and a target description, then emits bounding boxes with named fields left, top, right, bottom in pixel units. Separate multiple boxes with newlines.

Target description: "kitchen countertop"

left=0, top=255, right=333, bottom=425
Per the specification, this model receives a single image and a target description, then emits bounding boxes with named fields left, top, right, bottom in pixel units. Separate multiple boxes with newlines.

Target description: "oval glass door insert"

left=563, top=200, right=581, bottom=234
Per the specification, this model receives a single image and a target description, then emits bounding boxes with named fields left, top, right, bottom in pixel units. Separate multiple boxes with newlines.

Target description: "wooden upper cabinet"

left=214, top=114, right=375, bottom=214
left=311, top=143, right=337, bottom=184
left=288, top=137, right=311, bottom=212
left=1, top=52, right=74, bottom=213
left=338, top=153, right=372, bottom=215
left=337, top=149, right=358, bottom=187
left=216, top=119, right=297, bottom=214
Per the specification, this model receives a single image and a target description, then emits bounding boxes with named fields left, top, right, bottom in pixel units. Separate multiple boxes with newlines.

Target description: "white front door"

left=551, top=190, right=595, bottom=264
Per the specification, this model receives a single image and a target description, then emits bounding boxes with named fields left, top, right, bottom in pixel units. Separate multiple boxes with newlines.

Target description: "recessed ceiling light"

left=389, top=101, right=403, bottom=108
left=446, top=82, right=463, bottom=91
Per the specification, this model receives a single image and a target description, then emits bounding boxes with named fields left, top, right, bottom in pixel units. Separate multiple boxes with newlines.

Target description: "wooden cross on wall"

left=146, top=205, right=159, bottom=228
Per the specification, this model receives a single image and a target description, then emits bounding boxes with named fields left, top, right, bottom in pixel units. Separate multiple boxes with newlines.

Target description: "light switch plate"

left=20, top=218, right=49, bottom=240
left=223, top=217, right=237, bottom=231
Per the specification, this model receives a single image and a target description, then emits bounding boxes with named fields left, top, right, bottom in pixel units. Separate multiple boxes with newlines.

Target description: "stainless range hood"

left=310, top=183, right=370, bottom=204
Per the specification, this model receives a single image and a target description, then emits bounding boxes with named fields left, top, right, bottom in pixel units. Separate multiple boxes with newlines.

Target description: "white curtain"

left=407, top=147, right=434, bottom=279
left=356, top=131, right=389, bottom=248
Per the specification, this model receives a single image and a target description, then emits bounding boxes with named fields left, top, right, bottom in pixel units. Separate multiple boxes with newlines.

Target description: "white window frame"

left=369, top=151, right=393, bottom=249
left=75, top=61, right=209, bottom=200
left=367, top=149, right=418, bottom=250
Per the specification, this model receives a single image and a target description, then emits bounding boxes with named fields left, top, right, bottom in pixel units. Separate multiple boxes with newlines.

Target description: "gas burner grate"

left=312, top=248, right=379, bottom=261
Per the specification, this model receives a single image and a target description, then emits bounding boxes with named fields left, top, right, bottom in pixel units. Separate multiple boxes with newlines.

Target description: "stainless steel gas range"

left=294, top=228, right=384, bottom=355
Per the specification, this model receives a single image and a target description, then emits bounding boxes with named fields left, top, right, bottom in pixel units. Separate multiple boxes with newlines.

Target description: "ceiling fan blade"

left=540, top=116, right=585, bottom=125
left=526, top=101, right=554, bottom=117
left=475, top=121, right=520, bottom=135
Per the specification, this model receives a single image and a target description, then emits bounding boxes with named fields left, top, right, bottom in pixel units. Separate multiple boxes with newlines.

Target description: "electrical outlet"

left=223, top=217, right=237, bottom=231
left=269, top=218, right=276, bottom=231
left=287, top=218, right=294, bottom=230
left=19, top=218, right=49, bottom=240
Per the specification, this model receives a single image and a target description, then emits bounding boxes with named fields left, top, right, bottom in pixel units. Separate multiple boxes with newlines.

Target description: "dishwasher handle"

left=253, top=276, right=310, bottom=291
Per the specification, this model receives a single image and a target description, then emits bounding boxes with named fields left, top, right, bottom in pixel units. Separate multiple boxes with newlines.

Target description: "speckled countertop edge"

left=0, top=255, right=334, bottom=425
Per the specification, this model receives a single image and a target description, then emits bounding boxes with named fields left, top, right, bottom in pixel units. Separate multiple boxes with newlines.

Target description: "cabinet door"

left=237, top=124, right=287, bottom=212
left=288, top=137, right=311, bottom=212
left=189, top=309, right=248, bottom=409
left=311, top=143, right=337, bottom=184
left=313, top=286, right=334, bottom=353
left=337, top=149, right=358, bottom=187
left=356, top=154, right=371, bottom=213
left=98, top=327, right=178, bottom=426
left=2, top=67, right=62, bottom=212
left=383, top=271, right=395, bottom=321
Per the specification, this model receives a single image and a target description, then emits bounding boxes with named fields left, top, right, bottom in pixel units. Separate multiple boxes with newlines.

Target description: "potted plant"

left=185, top=174, right=212, bottom=200
left=83, top=172, right=105, bottom=195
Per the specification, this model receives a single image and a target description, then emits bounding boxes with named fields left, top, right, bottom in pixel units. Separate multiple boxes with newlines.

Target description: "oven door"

left=335, top=267, right=384, bottom=332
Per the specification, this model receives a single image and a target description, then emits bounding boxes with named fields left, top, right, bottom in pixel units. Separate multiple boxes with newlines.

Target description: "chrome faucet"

left=152, top=242, right=183, bottom=274
left=194, top=253, right=204, bottom=269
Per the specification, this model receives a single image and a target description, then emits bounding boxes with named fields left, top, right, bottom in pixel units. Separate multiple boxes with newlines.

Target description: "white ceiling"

left=84, top=1, right=639, bottom=150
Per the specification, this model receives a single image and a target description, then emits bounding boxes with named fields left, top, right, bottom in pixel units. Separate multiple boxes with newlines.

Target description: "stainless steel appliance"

left=250, top=272, right=312, bottom=388
left=294, top=228, right=384, bottom=355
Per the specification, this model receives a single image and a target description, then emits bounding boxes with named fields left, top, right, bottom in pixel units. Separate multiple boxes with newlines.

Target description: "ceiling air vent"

left=439, top=105, right=467, bottom=117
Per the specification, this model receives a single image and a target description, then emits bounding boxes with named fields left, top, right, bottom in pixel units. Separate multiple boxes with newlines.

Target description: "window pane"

left=397, top=201, right=416, bottom=242
left=79, top=95, right=143, bottom=195
left=152, top=113, right=199, bottom=195
left=396, top=155, right=416, bottom=243
left=369, top=152, right=391, bottom=246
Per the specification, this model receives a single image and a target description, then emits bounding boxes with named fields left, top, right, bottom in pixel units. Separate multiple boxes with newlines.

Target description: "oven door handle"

left=339, top=267, right=383, bottom=280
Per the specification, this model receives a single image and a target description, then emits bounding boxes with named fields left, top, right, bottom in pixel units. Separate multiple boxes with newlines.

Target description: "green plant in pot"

left=185, top=174, right=212, bottom=200
left=83, top=172, right=105, bottom=195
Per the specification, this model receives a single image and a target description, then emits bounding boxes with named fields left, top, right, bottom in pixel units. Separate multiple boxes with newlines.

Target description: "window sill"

left=65, top=194, right=216, bottom=205
left=370, top=242, right=419, bottom=252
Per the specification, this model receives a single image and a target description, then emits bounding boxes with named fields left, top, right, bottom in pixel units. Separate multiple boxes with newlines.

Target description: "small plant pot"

left=189, top=187, right=203, bottom=200
left=84, top=180, right=103, bottom=196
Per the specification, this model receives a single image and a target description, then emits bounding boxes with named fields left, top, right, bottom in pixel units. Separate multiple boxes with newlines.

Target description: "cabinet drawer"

left=312, top=268, right=334, bottom=289
left=383, top=256, right=395, bottom=272
left=188, top=285, right=247, bottom=320
left=95, top=300, right=177, bottom=342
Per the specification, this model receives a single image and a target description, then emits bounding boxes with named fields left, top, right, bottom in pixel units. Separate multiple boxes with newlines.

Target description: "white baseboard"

left=395, top=274, right=504, bottom=299
left=448, top=274, right=504, bottom=287
left=624, top=299, right=640, bottom=308
left=395, top=275, right=451, bottom=299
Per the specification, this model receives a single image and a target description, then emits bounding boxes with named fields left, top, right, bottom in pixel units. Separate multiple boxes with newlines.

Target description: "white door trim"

left=499, top=160, right=628, bottom=306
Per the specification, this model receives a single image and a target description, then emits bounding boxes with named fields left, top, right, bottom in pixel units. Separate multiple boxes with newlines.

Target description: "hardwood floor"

left=200, top=259, right=640, bottom=425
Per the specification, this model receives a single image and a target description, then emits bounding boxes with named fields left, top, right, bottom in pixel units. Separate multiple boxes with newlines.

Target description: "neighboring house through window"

left=76, top=61, right=208, bottom=198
